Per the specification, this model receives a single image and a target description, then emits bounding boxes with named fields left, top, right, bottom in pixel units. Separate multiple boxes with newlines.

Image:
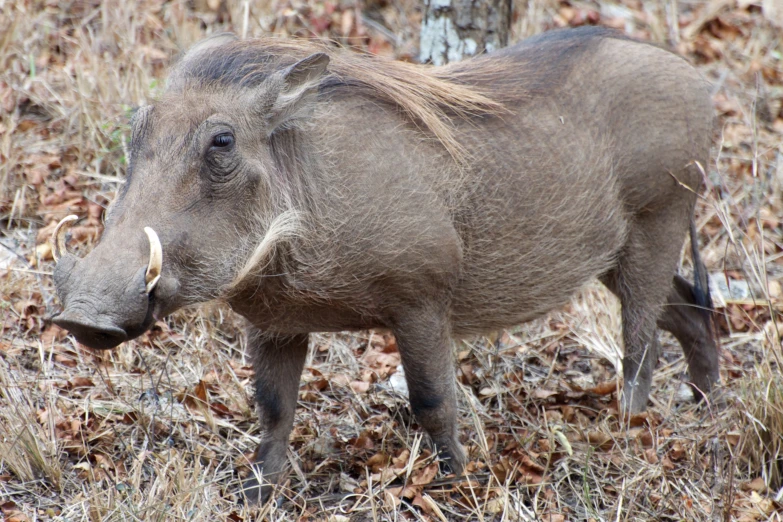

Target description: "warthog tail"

left=689, top=219, right=713, bottom=322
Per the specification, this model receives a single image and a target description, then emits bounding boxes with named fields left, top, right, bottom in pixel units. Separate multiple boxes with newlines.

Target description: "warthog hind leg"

left=393, top=306, right=467, bottom=476
left=601, top=210, right=716, bottom=414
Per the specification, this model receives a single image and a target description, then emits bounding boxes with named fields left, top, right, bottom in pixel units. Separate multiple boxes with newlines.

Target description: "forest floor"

left=1, top=0, right=782, bottom=520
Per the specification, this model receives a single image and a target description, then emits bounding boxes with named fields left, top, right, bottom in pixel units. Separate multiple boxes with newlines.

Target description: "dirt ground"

left=1, top=1, right=782, bottom=520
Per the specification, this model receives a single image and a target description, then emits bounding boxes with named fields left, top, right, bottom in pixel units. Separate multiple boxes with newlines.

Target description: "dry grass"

left=1, top=0, right=782, bottom=520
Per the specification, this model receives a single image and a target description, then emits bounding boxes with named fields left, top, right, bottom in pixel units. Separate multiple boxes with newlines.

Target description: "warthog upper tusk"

left=51, top=215, right=79, bottom=262
left=144, top=227, right=162, bottom=294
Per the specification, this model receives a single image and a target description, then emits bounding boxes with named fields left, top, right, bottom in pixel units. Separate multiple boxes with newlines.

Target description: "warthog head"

left=51, top=34, right=330, bottom=349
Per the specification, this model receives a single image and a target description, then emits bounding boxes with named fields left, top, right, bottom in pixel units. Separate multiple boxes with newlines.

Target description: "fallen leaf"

left=643, top=448, right=659, bottom=464
left=411, top=462, right=438, bottom=486
left=586, top=431, right=614, bottom=449
left=68, top=377, right=95, bottom=389
left=669, top=441, right=686, bottom=461
left=744, top=476, right=768, bottom=493
left=533, top=388, right=558, bottom=399
left=350, top=380, right=370, bottom=393
left=589, top=380, right=617, bottom=395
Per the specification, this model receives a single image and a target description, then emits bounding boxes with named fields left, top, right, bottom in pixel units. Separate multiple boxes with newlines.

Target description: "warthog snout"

left=51, top=216, right=165, bottom=350
left=53, top=308, right=130, bottom=350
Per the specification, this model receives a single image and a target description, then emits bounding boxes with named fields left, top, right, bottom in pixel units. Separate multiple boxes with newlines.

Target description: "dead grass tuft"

left=0, top=357, right=63, bottom=491
left=737, top=358, right=783, bottom=492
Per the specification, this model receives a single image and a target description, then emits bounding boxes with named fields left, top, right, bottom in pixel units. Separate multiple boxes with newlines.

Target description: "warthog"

left=51, top=27, right=719, bottom=501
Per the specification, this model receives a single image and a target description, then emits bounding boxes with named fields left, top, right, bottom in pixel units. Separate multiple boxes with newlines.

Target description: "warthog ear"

left=168, top=32, right=239, bottom=89
left=267, top=53, right=330, bottom=133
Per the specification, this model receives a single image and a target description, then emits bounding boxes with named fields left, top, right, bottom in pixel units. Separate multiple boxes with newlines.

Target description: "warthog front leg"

left=242, top=330, right=309, bottom=504
left=393, top=307, right=467, bottom=476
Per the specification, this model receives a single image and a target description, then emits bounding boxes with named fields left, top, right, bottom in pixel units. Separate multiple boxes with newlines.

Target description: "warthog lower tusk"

left=144, top=227, right=162, bottom=294
left=51, top=215, right=79, bottom=262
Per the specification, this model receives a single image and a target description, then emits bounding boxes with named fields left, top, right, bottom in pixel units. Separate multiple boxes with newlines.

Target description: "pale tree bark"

left=419, top=0, right=512, bottom=65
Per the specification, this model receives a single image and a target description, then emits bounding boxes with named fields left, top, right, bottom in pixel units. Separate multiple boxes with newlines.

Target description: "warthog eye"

left=212, top=133, right=234, bottom=148
left=205, top=130, right=239, bottom=180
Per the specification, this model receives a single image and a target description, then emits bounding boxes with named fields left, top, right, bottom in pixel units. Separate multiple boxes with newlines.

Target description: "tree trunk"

left=419, top=0, right=512, bottom=66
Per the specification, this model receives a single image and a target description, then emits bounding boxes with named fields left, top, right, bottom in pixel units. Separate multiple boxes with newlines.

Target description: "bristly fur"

left=167, top=37, right=509, bottom=163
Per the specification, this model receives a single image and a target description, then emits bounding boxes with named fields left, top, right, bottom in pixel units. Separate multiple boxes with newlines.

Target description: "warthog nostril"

left=53, top=311, right=128, bottom=350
